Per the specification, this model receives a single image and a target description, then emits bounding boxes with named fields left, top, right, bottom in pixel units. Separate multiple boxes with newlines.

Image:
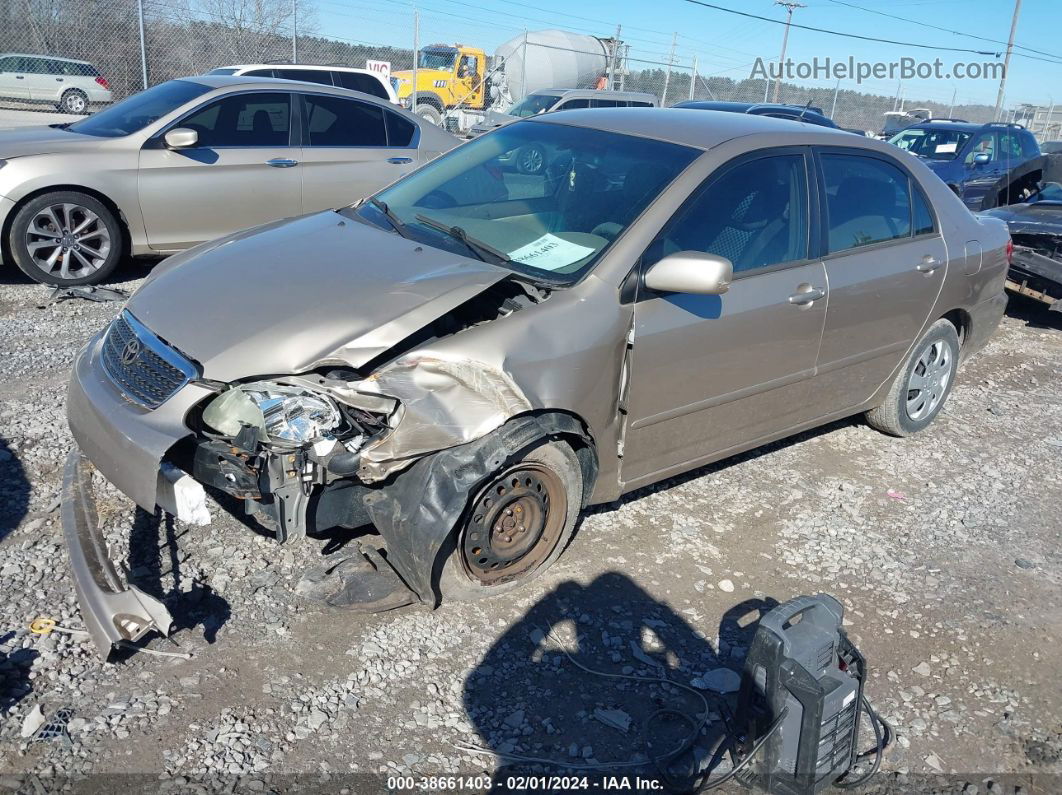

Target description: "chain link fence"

left=0, top=0, right=1050, bottom=140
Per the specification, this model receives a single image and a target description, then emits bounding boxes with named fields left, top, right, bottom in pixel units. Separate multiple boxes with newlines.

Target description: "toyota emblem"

left=120, top=338, right=142, bottom=366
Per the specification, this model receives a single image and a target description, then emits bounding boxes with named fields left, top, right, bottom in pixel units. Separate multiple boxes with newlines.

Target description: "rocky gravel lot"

left=0, top=264, right=1059, bottom=793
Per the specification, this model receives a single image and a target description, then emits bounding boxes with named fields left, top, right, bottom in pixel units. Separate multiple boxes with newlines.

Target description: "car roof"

left=184, top=75, right=391, bottom=97
left=0, top=52, right=93, bottom=65
left=530, top=107, right=854, bottom=150
left=675, top=100, right=826, bottom=114
left=219, top=63, right=378, bottom=74
left=527, top=88, right=657, bottom=101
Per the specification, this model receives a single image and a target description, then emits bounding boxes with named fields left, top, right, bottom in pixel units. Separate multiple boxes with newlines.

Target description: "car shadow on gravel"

left=123, top=507, right=231, bottom=651
left=462, top=572, right=778, bottom=787
left=0, top=631, right=38, bottom=718
left=1004, top=291, right=1062, bottom=330
left=0, top=436, right=29, bottom=543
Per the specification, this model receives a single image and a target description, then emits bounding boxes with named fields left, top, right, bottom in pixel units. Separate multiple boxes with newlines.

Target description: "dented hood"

left=127, top=211, right=509, bottom=381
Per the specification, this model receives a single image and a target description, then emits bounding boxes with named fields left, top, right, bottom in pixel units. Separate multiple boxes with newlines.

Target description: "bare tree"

left=195, top=0, right=315, bottom=63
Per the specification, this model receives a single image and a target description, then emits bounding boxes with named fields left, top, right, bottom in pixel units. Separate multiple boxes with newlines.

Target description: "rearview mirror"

left=164, top=127, right=198, bottom=149
left=643, top=251, right=733, bottom=295
left=972, top=152, right=991, bottom=165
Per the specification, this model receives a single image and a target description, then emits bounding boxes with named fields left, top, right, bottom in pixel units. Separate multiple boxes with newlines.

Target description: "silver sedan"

left=0, top=75, right=460, bottom=285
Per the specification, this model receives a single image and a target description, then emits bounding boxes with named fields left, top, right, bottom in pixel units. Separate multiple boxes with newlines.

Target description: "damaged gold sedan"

left=64, top=109, right=1010, bottom=658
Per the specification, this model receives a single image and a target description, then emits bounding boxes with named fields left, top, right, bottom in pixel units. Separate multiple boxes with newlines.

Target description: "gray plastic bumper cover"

left=61, top=448, right=174, bottom=660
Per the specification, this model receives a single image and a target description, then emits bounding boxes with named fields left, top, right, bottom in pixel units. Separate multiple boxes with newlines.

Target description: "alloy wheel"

left=25, top=203, right=112, bottom=280
left=906, top=340, right=952, bottom=421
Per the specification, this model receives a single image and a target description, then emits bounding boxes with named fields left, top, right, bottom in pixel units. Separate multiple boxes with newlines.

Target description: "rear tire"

left=415, top=103, right=443, bottom=126
left=59, top=89, right=89, bottom=115
left=865, top=319, right=960, bottom=437
left=438, top=440, right=582, bottom=602
left=8, top=191, right=123, bottom=286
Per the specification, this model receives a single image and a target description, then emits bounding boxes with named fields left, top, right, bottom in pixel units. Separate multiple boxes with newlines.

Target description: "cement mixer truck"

left=391, top=29, right=628, bottom=133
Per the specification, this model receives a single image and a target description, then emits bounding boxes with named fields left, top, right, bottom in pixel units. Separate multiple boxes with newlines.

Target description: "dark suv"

left=888, top=121, right=1044, bottom=211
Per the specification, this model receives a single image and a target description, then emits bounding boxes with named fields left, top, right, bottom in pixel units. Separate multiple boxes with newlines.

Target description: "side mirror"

left=643, top=251, right=733, bottom=295
left=972, top=152, right=991, bottom=165
left=164, top=127, right=198, bottom=149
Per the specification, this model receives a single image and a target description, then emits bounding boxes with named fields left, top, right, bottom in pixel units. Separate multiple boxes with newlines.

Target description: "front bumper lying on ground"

left=61, top=448, right=174, bottom=660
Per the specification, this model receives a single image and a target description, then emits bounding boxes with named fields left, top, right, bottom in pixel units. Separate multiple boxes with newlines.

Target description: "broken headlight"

left=202, top=382, right=342, bottom=444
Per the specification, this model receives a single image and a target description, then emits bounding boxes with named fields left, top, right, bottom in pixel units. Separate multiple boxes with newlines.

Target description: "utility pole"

left=690, top=55, right=697, bottom=101
left=292, top=0, right=298, bottom=62
left=829, top=76, right=839, bottom=118
left=772, top=1, right=804, bottom=103
left=947, top=86, right=957, bottom=119
left=136, top=0, right=148, bottom=89
left=661, top=32, right=677, bottom=107
left=411, top=8, right=419, bottom=113
left=994, top=0, right=1021, bottom=120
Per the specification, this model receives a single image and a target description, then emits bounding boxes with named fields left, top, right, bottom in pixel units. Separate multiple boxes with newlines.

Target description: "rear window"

left=335, top=71, right=389, bottom=100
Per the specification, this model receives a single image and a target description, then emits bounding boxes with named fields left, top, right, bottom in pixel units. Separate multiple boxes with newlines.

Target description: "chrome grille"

left=100, top=311, right=197, bottom=409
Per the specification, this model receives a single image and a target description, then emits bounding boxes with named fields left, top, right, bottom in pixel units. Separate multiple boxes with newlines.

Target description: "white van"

left=208, top=64, right=398, bottom=104
left=0, top=53, right=112, bottom=114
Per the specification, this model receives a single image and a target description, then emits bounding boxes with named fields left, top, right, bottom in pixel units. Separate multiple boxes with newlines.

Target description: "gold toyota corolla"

left=61, top=108, right=1009, bottom=658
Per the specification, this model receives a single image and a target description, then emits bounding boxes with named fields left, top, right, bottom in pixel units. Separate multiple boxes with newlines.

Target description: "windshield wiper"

left=368, top=197, right=412, bottom=239
left=414, top=213, right=511, bottom=265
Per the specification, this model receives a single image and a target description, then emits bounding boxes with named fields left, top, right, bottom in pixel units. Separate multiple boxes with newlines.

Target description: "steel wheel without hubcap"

left=906, top=340, right=952, bottom=421
left=461, top=462, right=567, bottom=586
left=25, top=203, right=112, bottom=281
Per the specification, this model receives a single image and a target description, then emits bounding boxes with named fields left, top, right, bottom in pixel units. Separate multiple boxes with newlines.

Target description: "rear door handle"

left=917, top=256, right=943, bottom=273
left=788, top=286, right=825, bottom=305
left=266, top=158, right=298, bottom=168
left=387, top=157, right=413, bottom=164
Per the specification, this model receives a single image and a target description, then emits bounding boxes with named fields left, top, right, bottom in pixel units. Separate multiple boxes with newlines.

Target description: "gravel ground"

left=0, top=261, right=1059, bottom=793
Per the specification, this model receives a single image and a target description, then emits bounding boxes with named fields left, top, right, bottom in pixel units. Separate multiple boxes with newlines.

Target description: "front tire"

left=415, top=103, right=443, bottom=126
left=8, top=191, right=123, bottom=285
left=59, top=89, right=89, bottom=115
left=438, top=440, right=582, bottom=602
left=865, top=319, right=960, bottom=436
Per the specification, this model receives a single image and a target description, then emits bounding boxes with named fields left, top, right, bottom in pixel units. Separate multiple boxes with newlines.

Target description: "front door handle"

left=917, top=255, right=943, bottom=273
left=266, top=158, right=298, bottom=168
left=387, top=157, right=413, bottom=164
left=56, top=77, right=64, bottom=82
left=788, top=285, right=825, bottom=305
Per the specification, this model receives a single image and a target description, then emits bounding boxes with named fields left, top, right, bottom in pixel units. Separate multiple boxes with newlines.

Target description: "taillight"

left=95, top=76, right=110, bottom=89
left=1005, top=238, right=1014, bottom=264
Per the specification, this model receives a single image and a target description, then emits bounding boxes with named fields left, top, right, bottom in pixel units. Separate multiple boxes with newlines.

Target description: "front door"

left=0, top=56, right=30, bottom=99
left=297, top=92, right=419, bottom=211
left=623, top=150, right=828, bottom=485
left=138, top=91, right=302, bottom=250
left=809, top=150, right=947, bottom=411
left=959, top=130, right=1004, bottom=210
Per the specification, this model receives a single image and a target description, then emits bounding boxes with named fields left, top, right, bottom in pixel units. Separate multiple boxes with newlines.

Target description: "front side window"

left=304, top=94, right=386, bottom=146
left=648, top=154, right=808, bottom=274
left=180, top=92, right=291, bottom=147
left=67, top=79, right=212, bottom=137
left=355, top=120, right=698, bottom=284
left=822, top=153, right=912, bottom=253
left=964, top=132, right=996, bottom=164
left=508, top=94, right=561, bottom=117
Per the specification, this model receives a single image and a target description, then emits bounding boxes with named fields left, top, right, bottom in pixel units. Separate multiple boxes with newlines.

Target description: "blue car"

left=888, top=121, right=1044, bottom=211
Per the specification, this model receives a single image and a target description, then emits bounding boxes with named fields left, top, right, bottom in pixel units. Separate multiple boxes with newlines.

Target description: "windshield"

left=67, top=79, right=212, bottom=137
left=508, top=94, right=562, bottom=118
left=207, top=68, right=238, bottom=75
left=889, top=128, right=972, bottom=160
left=354, top=120, right=699, bottom=284
left=418, top=49, right=457, bottom=70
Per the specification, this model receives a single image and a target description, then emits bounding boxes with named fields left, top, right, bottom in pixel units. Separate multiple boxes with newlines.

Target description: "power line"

left=680, top=0, right=1003, bottom=56
left=825, top=0, right=1062, bottom=63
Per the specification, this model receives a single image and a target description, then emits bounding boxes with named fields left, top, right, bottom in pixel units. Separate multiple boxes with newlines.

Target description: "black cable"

left=835, top=695, right=892, bottom=789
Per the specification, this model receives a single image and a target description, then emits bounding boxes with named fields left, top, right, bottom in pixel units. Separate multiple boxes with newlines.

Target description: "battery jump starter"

left=661, top=594, right=892, bottom=794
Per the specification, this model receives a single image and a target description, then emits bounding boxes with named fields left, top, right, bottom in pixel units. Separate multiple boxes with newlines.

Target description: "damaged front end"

left=1009, top=231, right=1062, bottom=311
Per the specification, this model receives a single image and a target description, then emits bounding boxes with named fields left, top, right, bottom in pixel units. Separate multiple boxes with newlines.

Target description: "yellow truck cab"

left=392, top=44, right=488, bottom=126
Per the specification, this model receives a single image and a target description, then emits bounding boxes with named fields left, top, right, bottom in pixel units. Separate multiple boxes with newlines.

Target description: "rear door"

left=623, top=149, right=828, bottom=483
left=807, top=149, right=947, bottom=412
left=138, top=90, right=302, bottom=250
left=297, top=91, right=419, bottom=211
